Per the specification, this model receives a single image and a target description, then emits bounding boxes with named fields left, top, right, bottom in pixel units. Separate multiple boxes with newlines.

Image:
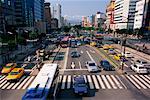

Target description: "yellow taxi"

left=1, top=63, right=17, bottom=74
left=108, top=45, right=114, bottom=49
left=6, top=68, right=24, bottom=81
left=114, top=54, right=122, bottom=61
left=103, top=45, right=110, bottom=50
left=90, top=42, right=97, bottom=47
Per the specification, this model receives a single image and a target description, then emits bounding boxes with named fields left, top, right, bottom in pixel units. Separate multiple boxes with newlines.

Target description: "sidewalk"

left=112, top=44, right=150, bottom=61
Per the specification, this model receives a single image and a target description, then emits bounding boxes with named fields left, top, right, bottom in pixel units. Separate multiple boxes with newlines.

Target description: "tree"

left=63, top=26, right=71, bottom=32
left=108, top=28, right=113, bottom=34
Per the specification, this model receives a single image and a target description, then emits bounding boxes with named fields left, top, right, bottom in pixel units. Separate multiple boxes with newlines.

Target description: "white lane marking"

left=96, top=75, right=105, bottom=89
left=126, top=75, right=141, bottom=89
left=6, top=82, right=15, bottom=89
left=130, top=75, right=147, bottom=89
left=110, top=75, right=123, bottom=89
left=60, top=69, right=88, bottom=71
left=63, top=47, right=69, bottom=74
left=17, top=76, right=30, bottom=89
left=87, top=75, right=94, bottom=89
left=79, top=61, right=82, bottom=69
left=92, top=75, right=100, bottom=89
left=90, top=50, right=95, bottom=53
left=61, top=75, right=67, bottom=89
left=139, top=75, right=150, bottom=84
left=86, top=51, right=95, bottom=62
left=22, top=76, right=35, bottom=89
left=0, top=77, right=6, bottom=84
left=83, top=75, right=87, bottom=83
left=11, top=76, right=26, bottom=89
left=144, top=75, right=150, bottom=80
left=81, top=50, right=83, bottom=54
left=117, top=75, right=127, bottom=89
left=101, top=75, right=111, bottom=89
left=0, top=76, right=5, bottom=81
left=71, top=62, right=75, bottom=69
left=106, top=75, right=117, bottom=89
left=0, top=80, right=7, bottom=88
left=67, top=75, right=71, bottom=89
left=135, top=75, right=150, bottom=88
left=1, top=82, right=11, bottom=89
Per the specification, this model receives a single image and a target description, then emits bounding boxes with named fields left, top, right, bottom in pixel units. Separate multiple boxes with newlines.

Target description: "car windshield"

left=104, top=61, right=110, bottom=65
left=139, top=67, right=146, bottom=69
left=10, top=72, right=19, bottom=75
left=78, top=83, right=86, bottom=87
left=89, top=63, right=96, bottom=66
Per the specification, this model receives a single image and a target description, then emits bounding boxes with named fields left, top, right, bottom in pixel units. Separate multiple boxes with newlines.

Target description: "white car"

left=122, top=52, right=133, bottom=58
left=85, top=61, right=99, bottom=72
left=131, top=64, right=148, bottom=74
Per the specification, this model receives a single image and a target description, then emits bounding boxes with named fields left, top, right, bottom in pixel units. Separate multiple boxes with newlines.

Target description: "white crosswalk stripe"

left=0, top=80, right=7, bottom=88
left=67, top=75, right=71, bottom=89
left=101, top=75, right=111, bottom=89
left=92, top=75, right=100, bottom=89
left=130, top=75, right=147, bottom=89
left=11, top=76, right=27, bottom=89
left=61, top=75, right=67, bottom=89
left=139, top=75, right=150, bottom=84
left=1, top=74, right=150, bottom=90
left=144, top=75, right=150, bottom=80
left=17, top=76, right=30, bottom=89
left=106, top=75, right=117, bottom=89
left=6, top=82, right=15, bottom=89
left=134, top=75, right=150, bottom=88
left=96, top=75, right=106, bottom=89
left=87, top=75, right=94, bottom=89
left=0, top=76, right=6, bottom=81
left=126, top=75, right=141, bottom=89
left=22, top=76, right=35, bottom=89
left=110, top=75, right=123, bottom=89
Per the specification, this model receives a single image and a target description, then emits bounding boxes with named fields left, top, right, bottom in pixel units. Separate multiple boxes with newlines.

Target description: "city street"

left=0, top=0, right=150, bottom=100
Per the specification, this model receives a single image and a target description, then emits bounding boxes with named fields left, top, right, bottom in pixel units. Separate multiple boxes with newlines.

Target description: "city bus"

left=22, top=63, right=59, bottom=100
left=60, top=36, right=70, bottom=48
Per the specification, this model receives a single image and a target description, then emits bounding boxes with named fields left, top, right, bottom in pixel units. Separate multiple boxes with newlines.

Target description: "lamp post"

left=120, top=16, right=129, bottom=72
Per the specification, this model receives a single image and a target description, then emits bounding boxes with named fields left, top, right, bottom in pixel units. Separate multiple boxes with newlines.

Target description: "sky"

left=45, top=0, right=110, bottom=23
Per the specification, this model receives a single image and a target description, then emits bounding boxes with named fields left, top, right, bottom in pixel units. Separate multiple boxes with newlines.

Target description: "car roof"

left=88, top=61, right=95, bottom=63
left=102, top=60, right=109, bottom=62
left=6, top=63, right=14, bottom=66
left=11, top=68, right=23, bottom=72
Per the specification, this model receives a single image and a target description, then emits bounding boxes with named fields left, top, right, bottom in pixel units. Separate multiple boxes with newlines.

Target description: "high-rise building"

left=51, top=18, right=58, bottom=30
left=106, top=0, right=115, bottom=31
left=15, top=0, right=26, bottom=27
left=0, top=0, right=16, bottom=33
left=82, top=16, right=88, bottom=27
left=44, top=2, right=51, bottom=33
left=114, top=0, right=137, bottom=30
left=53, top=4, right=62, bottom=28
left=95, top=12, right=106, bottom=29
left=15, top=0, right=44, bottom=27
left=134, top=0, right=150, bottom=36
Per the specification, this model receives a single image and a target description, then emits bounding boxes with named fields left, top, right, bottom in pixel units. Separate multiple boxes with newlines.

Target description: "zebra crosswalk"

left=58, top=74, right=126, bottom=90
left=58, top=74, right=150, bottom=90
left=0, top=74, right=150, bottom=90
left=0, top=75, right=36, bottom=90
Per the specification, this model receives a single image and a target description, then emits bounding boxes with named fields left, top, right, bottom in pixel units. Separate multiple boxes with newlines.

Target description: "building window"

left=8, top=0, right=11, bottom=6
left=1, top=0, right=4, bottom=3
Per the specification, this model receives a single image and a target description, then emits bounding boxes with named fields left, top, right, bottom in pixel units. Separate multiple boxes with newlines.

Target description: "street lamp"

left=120, top=16, right=129, bottom=72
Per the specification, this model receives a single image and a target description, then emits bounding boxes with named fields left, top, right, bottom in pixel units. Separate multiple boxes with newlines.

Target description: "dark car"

left=73, top=76, right=88, bottom=95
left=100, top=60, right=112, bottom=71
left=71, top=51, right=80, bottom=58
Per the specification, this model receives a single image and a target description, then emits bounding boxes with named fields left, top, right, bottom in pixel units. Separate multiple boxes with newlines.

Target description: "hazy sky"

left=45, top=0, right=109, bottom=22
